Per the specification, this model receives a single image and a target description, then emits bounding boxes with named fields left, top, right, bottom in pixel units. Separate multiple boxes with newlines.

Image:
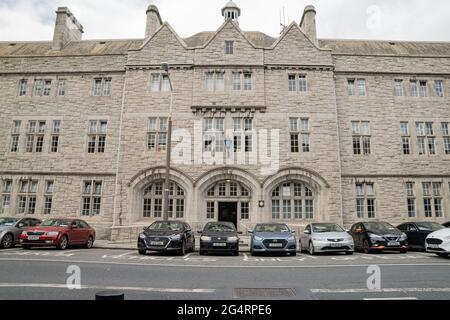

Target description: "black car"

left=443, top=222, right=450, bottom=228
left=138, top=221, right=195, bottom=256
left=349, top=221, right=408, bottom=254
left=397, top=222, right=445, bottom=250
left=199, top=222, right=239, bottom=256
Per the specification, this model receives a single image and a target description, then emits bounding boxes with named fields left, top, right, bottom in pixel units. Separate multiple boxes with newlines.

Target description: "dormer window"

left=225, top=41, right=234, bottom=54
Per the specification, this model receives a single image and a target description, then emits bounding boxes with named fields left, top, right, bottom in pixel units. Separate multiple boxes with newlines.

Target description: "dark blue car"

left=249, top=223, right=297, bottom=256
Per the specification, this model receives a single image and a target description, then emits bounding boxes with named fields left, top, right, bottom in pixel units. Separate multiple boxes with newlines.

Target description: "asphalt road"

left=0, top=247, right=449, bottom=300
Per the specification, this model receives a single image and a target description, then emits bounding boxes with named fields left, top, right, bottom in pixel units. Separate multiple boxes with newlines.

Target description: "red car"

left=20, top=218, right=95, bottom=250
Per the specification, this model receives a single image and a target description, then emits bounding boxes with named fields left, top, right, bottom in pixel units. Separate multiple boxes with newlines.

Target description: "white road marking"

left=311, top=288, right=450, bottom=294
left=183, top=253, right=193, bottom=259
left=363, top=297, right=418, bottom=301
left=0, top=283, right=215, bottom=293
left=1, top=258, right=450, bottom=269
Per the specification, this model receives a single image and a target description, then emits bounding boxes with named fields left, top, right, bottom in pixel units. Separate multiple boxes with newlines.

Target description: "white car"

left=425, top=228, right=450, bottom=257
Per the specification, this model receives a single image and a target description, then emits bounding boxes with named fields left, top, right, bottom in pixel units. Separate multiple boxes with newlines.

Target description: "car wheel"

left=179, top=240, right=186, bottom=256
left=57, top=235, right=68, bottom=250
left=1, top=233, right=14, bottom=249
left=363, top=240, right=372, bottom=254
left=309, top=242, right=315, bottom=255
left=437, top=253, right=449, bottom=258
left=85, top=236, right=94, bottom=249
left=400, top=249, right=408, bottom=254
left=345, top=251, right=354, bottom=255
left=138, top=249, right=147, bottom=255
left=291, top=251, right=297, bottom=257
left=22, top=245, right=31, bottom=250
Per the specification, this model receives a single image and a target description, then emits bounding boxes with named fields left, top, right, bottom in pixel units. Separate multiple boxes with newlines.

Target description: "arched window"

left=143, top=181, right=185, bottom=219
left=271, top=182, right=314, bottom=220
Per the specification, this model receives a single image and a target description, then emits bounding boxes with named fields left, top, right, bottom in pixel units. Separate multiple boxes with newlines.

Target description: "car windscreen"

left=0, top=218, right=18, bottom=226
left=40, top=220, right=71, bottom=227
left=204, top=223, right=236, bottom=233
left=416, top=222, right=444, bottom=231
left=148, top=222, right=183, bottom=232
left=255, top=224, right=290, bottom=233
left=312, top=224, right=345, bottom=233
left=363, top=222, right=397, bottom=234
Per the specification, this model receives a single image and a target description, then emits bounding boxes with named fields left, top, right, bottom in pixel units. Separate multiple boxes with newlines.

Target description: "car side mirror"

left=304, top=230, right=310, bottom=235
left=17, top=223, right=25, bottom=228
left=248, top=230, right=253, bottom=234
left=71, top=224, right=78, bottom=229
left=345, top=229, right=350, bottom=233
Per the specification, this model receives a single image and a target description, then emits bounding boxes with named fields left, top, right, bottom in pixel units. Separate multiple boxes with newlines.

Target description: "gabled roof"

left=268, top=21, right=327, bottom=51
left=183, top=31, right=276, bottom=48
left=137, top=22, right=189, bottom=50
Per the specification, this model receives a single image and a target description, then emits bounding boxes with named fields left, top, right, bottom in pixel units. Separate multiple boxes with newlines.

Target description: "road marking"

left=1, top=258, right=450, bottom=269
left=0, top=283, right=215, bottom=294
left=311, top=288, right=450, bottom=294
left=183, top=253, right=193, bottom=259
left=363, top=297, right=418, bottom=301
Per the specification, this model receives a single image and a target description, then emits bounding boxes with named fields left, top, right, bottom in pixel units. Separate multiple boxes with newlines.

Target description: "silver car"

left=0, top=217, right=42, bottom=249
left=300, top=223, right=354, bottom=255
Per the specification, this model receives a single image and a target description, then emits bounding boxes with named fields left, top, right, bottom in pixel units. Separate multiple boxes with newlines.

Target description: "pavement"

left=0, top=247, right=450, bottom=300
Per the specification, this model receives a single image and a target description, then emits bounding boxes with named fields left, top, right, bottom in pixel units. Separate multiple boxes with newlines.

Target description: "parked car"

left=425, top=228, right=450, bottom=257
left=138, top=221, right=195, bottom=256
left=199, top=222, right=239, bottom=256
left=249, top=223, right=297, bottom=256
left=0, top=217, right=41, bottom=249
left=397, top=222, right=445, bottom=250
left=349, top=222, right=408, bottom=254
left=19, top=218, right=95, bottom=250
left=443, top=222, right=450, bottom=228
left=300, top=223, right=354, bottom=255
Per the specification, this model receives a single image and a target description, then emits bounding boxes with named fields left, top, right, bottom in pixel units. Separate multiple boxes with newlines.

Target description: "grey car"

left=300, top=223, right=354, bottom=255
left=0, top=217, right=42, bottom=249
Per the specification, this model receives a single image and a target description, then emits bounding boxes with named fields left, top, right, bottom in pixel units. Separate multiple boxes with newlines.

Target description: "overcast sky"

left=0, top=0, right=450, bottom=42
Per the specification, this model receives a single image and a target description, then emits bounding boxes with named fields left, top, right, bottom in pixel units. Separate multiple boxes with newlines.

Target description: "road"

left=0, top=247, right=449, bottom=300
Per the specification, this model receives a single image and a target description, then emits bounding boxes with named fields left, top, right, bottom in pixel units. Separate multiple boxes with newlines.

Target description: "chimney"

left=145, top=4, right=163, bottom=39
left=52, top=7, right=83, bottom=51
left=300, top=5, right=318, bottom=46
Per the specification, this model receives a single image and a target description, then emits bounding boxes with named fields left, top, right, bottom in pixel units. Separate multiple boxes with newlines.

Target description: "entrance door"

left=218, top=202, right=238, bottom=228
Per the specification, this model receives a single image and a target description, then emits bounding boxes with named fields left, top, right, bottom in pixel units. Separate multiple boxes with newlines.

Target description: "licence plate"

left=213, top=243, right=227, bottom=247
left=150, top=241, right=164, bottom=246
left=330, top=243, right=342, bottom=248
left=428, top=244, right=440, bottom=249
left=269, top=243, right=283, bottom=248
left=388, top=241, right=400, bottom=247
left=27, top=236, right=40, bottom=241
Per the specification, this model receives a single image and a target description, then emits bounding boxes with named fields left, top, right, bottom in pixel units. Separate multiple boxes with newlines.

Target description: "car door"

left=68, top=220, right=83, bottom=244
left=398, top=223, right=410, bottom=243
left=13, top=218, right=31, bottom=243
left=184, top=223, right=194, bottom=248
left=78, top=221, right=91, bottom=244
left=301, top=225, right=311, bottom=248
left=413, top=224, right=430, bottom=249
left=351, top=224, right=363, bottom=249
left=405, top=224, right=419, bottom=248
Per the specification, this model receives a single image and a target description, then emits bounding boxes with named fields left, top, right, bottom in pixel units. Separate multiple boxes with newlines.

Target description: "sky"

left=0, top=0, right=450, bottom=42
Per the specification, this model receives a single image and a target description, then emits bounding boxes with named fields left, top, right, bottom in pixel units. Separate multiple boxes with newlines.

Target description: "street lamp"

left=162, top=62, right=173, bottom=222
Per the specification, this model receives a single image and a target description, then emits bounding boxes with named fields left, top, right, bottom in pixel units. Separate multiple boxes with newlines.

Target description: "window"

left=400, top=122, right=411, bottom=155
left=206, top=201, right=215, bottom=219
left=203, top=118, right=225, bottom=153
left=204, top=72, right=225, bottom=92
left=143, top=181, right=184, bottom=218
left=19, top=79, right=28, bottom=96
left=419, top=81, right=428, bottom=97
left=290, top=118, right=299, bottom=152
left=358, top=79, right=366, bottom=96
left=17, top=179, right=38, bottom=215
left=416, top=122, right=435, bottom=155
left=434, top=80, right=443, bottom=97
left=241, top=202, right=249, bottom=220
left=33, top=79, right=44, bottom=96
left=147, top=117, right=168, bottom=152
left=25, top=121, right=46, bottom=153
left=205, top=73, right=214, bottom=92
left=290, top=117, right=310, bottom=153
left=356, top=182, right=376, bottom=219
left=93, top=78, right=112, bottom=96
left=51, top=120, right=61, bottom=153
left=57, top=79, right=66, bottom=96
left=243, top=73, right=252, bottom=90
left=216, top=73, right=225, bottom=91
left=352, top=121, right=371, bottom=155
left=161, top=75, right=171, bottom=92
left=0, top=180, right=12, bottom=214
left=299, top=75, right=307, bottom=93
left=232, top=118, right=253, bottom=153
left=289, top=75, right=307, bottom=92
left=347, top=79, right=355, bottom=96
left=288, top=75, right=297, bottom=92
left=225, top=41, right=234, bottom=54
left=43, top=80, right=52, bottom=96
left=82, top=180, right=102, bottom=216
left=410, top=80, right=418, bottom=97
left=271, top=182, right=314, bottom=220
left=394, top=79, right=404, bottom=96
left=423, top=182, right=443, bottom=218
left=232, top=72, right=241, bottom=91
left=87, top=120, right=107, bottom=154
left=44, top=181, right=54, bottom=215
left=10, top=120, right=21, bottom=153
left=151, top=74, right=161, bottom=92
left=443, top=123, right=450, bottom=155
left=405, top=182, right=416, bottom=218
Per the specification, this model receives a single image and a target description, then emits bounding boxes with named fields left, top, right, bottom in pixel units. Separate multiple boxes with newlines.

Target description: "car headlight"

left=254, top=236, right=263, bottom=241
left=139, top=233, right=146, bottom=240
left=312, top=237, right=325, bottom=241
left=21, top=231, right=27, bottom=236
left=46, top=231, right=59, bottom=237
left=287, top=235, right=295, bottom=241
left=170, top=234, right=182, bottom=241
left=369, top=233, right=384, bottom=241
left=399, top=233, right=408, bottom=241
left=201, top=236, right=212, bottom=241
left=227, top=236, right=239, bottom=242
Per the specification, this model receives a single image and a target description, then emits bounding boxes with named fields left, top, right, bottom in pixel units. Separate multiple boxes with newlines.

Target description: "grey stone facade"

left=1, top=2, right=449, bottom=240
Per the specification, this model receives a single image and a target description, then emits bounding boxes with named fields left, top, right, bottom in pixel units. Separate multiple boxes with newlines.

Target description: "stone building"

left=0, top=2, right=449, bottom=240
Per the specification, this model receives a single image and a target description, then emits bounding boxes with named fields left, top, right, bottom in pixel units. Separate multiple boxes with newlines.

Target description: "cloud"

left=0, top=0, right=449, bottom=42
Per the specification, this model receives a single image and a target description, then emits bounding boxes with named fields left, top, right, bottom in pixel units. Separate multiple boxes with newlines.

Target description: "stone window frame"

left=92, top=77, right=112, bottom=97
left=419, top=80, right=428, bottom=97
left=288, top=74, right=308, bottom=93
left=351, top=121, right=371, bottom=155
left=25, top=120, right=46, bottom=153
left=225, top=40, right=234, bottom=55
left=400, top=121, right=411, bottom=155
left=355, top=182, right=376, bottom=219
left=143, top=181, right=185, bottom=219
left=231, top=71, right=253, bottom=92
left=442, top=122, right=450, bottom=155
left=202, top=117, right=225, bottom=154
left=290, top=117, right=310, bottom=153
left=43, top=180, right=54, bottom=215
left=17, top=179, right=38, bottom=215
left=33, top=78, right=52, bottom=97
left=405, top=182, right=416, bottom=218
left=57, top=78, right=67, bottom=97
left=410, top=80, right=418, bottom=97
left=18, top=79, right=28, bottom=97
left=231, top=117, right=254, bottom=153
left=347, top=79, right=356, bottom=96
left=87, top=120, right=108, bottom=154
left=81, top=180, right=103, bottom=216
left=348, top=78, right=366, bottom=97
left=415, top=121, right=436, bottom=156
left=422, top=182, right=443, bottom=218
left=10, top=120, right=21, bottom=153
left=204, top=71, right=225, bottom=93
left=394, top=79, right=404, bottom=97
left=0, top=179, right=13, bottom=215
left=434, top=80, right=444, bottom=97
left=50, top=120, right=61, bottom=153
left=147, top=117, right=168, bottom=152
left=271, top=182, right=315, bottom=221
